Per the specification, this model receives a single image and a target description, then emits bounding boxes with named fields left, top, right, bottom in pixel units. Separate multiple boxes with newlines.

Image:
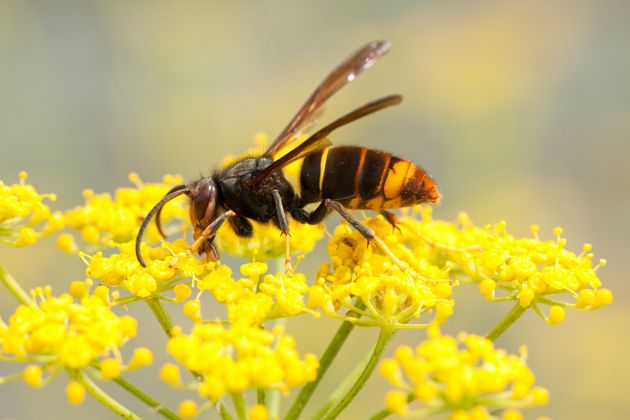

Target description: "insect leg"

left=228, top=215, right=254, bottom=237
left=190, top=210, right=235, bottom=256
left=322, top=199, right=377, bottom=240
left=314, top=199, right=410, bottom=272
left=271, top=190, right=293, bottom=273
left=303, top=200, right=331, bottom=224
left=380, top=210, right=401, bottom=233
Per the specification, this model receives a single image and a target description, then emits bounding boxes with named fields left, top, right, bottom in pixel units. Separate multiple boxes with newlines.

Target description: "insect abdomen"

left=299, top=146, right=440, bottom=209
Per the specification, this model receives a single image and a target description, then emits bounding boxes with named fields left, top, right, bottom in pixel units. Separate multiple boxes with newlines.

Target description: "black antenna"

left=135, top=185, right=189, bottom=267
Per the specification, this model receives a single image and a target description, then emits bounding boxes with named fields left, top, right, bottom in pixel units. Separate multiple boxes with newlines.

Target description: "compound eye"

left=193, top=186, right=210, bottom=224
left=190, top=179, right=217, bottom=228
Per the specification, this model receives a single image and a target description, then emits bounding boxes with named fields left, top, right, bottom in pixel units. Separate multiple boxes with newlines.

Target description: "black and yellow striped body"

left=299, top=146, right=440, bottom=210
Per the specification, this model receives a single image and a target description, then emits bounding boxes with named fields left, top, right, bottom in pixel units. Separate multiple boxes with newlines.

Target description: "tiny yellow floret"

left=93, top=285, right=110, bottom=300
left=548, top=306, right=565, bottom=325
left=414, top=383, right=438, bottom=403
left=249, top=404, right=269, bottom=420
left=23, top=365, right=43, bottom=388
left=16, top=227, right=37, bottom=246
left=81, top=226, right=100, bottom=244
left=119, top=315, right=138, bottom=338
left=479, top=279, right=496, bottom=298
left=68, top=281, right=87, bottom=298
left=178, top=400, right=197, bottom=419
left=531, top=386, right=550, bottom=405
left=518, top=288, right=535, bottom=307
left=503, top=409, right=523, bottom=420
left=100, top=358, right=121, bottom=379
left=66, top=381, right=86, bottom=405
left=128, top=347, right=153, bottom=370
left=597, top=289, right=613, bottom=306
left=385, top=390, right=408, bottom=415
left=160, top=363, right=181, bottom=385
left=379, top=358, right=404, bottom=387
left=174, top=284, right=192, bottom=303
left=183, top=300, right=202, bottom=322
left=451, top=409, right=471, bottom=420
left=56, top=233, right=78, bottom=253
left=470, top=406, right=489, bottom=420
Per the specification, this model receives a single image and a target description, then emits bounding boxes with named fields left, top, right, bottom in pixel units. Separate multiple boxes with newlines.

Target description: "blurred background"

left=1, top=1, right=629, bottom=419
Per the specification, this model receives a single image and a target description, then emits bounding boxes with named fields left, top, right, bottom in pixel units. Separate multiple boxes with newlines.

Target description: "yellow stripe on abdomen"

left=383, top=160, right=412, bottom=199
left=318, top=147, right=329, bottom=194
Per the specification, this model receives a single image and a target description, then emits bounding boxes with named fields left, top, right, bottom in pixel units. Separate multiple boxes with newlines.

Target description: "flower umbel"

left=0, top=172, right=63, bottom=247
left=61, top=173, right=186, bottom=251
left=86, top=239, right=213, bottom=297
left=165, top=323, right=319, bottom=401
left=380, top=332, right=549, bottom=418
left=217, top=218, right=324, bottom=260
left=0, top=282, right=149, bottom=385
left=193, top=259, right=313, bottom=325
left=396, top=209, right=613, bottom=324
left=310, top=215, right=455, bottom=328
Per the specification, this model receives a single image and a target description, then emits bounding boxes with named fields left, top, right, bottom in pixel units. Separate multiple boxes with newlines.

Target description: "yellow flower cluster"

left=217, top=219, right=324, bottom=261
left=193, top=260, right=311, bottom=325
left=0, top=172, right=64, bottom=247
left=85, top=234, right=313, bottom=323
left=474, top=224, right=610, bottom=315
left=60, top=173, right=186, bottom=252
left=309, top=216, right=454, bottom=328
left=164, top=323, right=318, bottom=401
left=397, top=209, right=612, bottom=323
left=86, top=239, right=213, bottom=297
left=0, top=283, right=150, bottom=382
left=380, top=332, right=548, bottom=419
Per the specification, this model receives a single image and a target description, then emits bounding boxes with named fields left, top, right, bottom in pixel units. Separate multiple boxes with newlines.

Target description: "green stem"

left=0, top=263, right=33, bottom=306
left=486, top=302, right=527, bottom=341
left=72, top=369, right=141, bottom=420
left=284, top=304, right=364, bottom=420
left=0, top=371, right=24, bottom=384
left=112, top=374, right=181, bottom=420
left=257, top=388, right=266, bottom=405
left=231, top=393, right=247, bottom=420
left=321, top=327, right=394, bottom=420
left=145, top=297, right=203, bottom=382
left=146, top=297, right=175, bottom=337
left=112, top=295, right=143, bottom=307
left=369, top=407, right=391, bottom=420
left=310, top=348, right=373, bottom=420
left=268, top=317, right=286, bottom=416
left=218, top=402, right=234, bottom=420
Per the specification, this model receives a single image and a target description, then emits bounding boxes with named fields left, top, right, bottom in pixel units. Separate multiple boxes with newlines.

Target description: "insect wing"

left=264, top=40, right=390, bottom=157
left=251, top=94, right=402, bottom=186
